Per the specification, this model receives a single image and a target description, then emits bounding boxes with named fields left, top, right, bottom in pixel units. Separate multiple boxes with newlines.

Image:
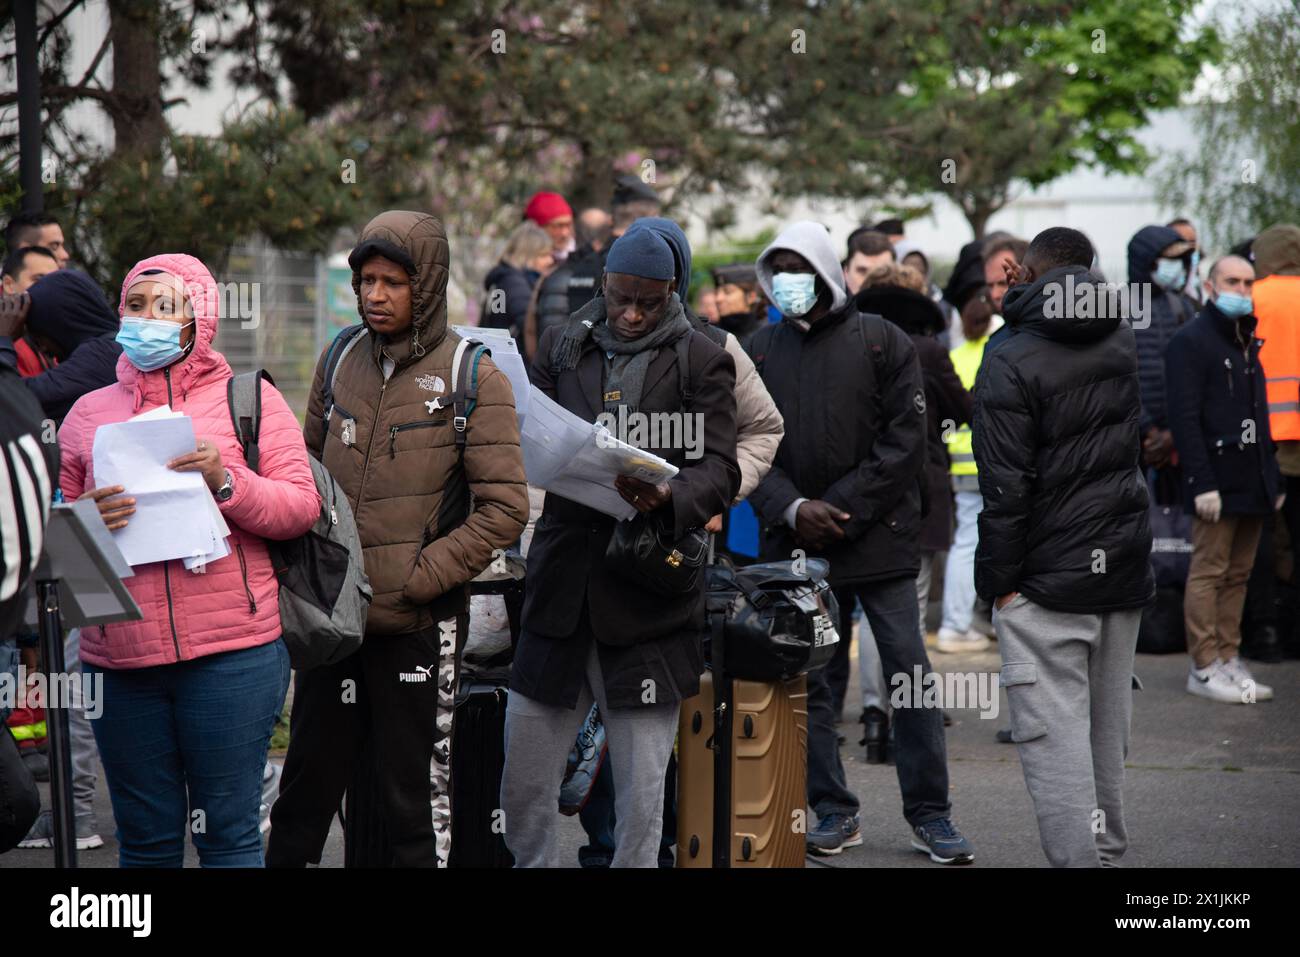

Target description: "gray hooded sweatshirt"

left=756, top=220, right=849, bottom=316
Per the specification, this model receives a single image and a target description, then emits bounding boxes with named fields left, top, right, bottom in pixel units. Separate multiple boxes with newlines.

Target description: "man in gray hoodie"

left=745, top=221, right=974, bottom=863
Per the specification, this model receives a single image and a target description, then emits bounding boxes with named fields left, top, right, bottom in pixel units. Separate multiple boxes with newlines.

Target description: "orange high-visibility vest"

left=1253, top=275, right=1300, bottom=441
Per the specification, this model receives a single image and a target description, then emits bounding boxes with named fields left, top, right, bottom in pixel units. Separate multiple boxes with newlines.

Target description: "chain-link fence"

left=210, top=242, right=329, bottom=422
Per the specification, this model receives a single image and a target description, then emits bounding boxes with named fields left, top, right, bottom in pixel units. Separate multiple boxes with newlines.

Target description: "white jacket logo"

left=399, top=663, right=435, bottom=683
left=416, top=374, right=445, bottom=394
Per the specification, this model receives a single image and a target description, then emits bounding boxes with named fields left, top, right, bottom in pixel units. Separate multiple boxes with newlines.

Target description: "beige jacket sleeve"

left=725, top=331, right=784, bottom=502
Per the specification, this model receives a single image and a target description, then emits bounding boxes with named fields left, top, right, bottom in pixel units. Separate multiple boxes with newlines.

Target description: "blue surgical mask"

left=1188, top=250, right=1200, bottom=281
left=771, top=272, right=818, bottom=317
left=1213, top=291, right=1252, bottom=318
left=1153, top=258, right=1186, bottom=290
left=116, top=317, right=194, bottom=372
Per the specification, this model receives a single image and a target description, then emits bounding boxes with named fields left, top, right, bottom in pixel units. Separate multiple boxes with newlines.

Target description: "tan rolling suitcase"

left=676, top=670, right=808, bottom=867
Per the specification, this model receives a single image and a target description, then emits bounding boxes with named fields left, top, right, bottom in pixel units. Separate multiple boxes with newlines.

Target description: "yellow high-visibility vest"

left=9, top=719, right=47, bottom=742
left=948, top=334, right=991, bottom=476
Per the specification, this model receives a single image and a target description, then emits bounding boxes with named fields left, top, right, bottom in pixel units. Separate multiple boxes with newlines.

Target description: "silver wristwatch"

left=214, top=470, right=234, bottom=503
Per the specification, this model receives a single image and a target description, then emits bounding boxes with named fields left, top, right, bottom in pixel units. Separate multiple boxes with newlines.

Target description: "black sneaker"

left=860, top=708, right=888, bottom=764
left=911, top=817, right=975, bottom=864
left=807, top=813, right=863, bottom=857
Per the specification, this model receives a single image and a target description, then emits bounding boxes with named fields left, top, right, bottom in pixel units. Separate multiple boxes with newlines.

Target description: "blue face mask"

left=1153, top=258, right=1186, bottom=290
left=771, top=272, right=818, bottom=317
left=1188, top=250, right=1200, bottom=282
left=116, top=317, right=194, bottom=372
left=1213, top=291, right=1253, bottom=318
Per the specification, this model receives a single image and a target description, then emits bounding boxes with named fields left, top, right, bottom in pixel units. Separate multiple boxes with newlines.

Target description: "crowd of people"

left=0, top=182, right=1295, bottom=868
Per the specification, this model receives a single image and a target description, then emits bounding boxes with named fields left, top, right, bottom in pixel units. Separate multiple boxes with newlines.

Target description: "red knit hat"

left=524, top=191, right=573, bottom=227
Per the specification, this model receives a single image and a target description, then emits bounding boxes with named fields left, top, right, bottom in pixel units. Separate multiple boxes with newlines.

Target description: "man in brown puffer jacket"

left=269, top=211, right=529, bottom=868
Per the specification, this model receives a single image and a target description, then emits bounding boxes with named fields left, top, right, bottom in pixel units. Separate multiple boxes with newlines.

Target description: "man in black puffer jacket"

left=974, top=227, right=1154, bottom=868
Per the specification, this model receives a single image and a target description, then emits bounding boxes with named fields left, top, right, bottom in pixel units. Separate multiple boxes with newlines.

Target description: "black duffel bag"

left=706, top=558, right=841, bottom=680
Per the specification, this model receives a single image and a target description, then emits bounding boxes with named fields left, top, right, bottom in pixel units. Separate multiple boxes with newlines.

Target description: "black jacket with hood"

left=1127, top=225, right=1198, bottom=434
left=0, top=269, right=121, bottom=425
left=857, top=284, right=970, bottom=553
left=746, top=222, right=928, bottom=587
left=973, top=264, right=1154, bottom=613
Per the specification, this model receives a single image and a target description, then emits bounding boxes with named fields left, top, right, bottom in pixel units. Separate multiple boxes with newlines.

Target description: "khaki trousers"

left=1184, top=514, right=1264, bottom=669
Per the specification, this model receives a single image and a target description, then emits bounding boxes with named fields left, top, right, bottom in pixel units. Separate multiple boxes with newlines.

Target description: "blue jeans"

left=85, top=639, right=289, bottom=867
left=941, top=488, right=984, bottom=634
left=809, top=576, right=952, bottom=826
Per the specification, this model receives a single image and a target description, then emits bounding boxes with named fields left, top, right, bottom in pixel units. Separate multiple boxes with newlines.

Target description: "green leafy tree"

left=1158, top=3, right=1300, bottom=249
left=750, top=0, right=1219, bottom=238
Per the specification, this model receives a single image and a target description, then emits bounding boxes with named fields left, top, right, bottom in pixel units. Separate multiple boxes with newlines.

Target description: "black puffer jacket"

left=747, top=302, right=927, bottom=586
left=973, top=265, right=1154, bottom=613
left=1127, top=225, right=1198, bottom=432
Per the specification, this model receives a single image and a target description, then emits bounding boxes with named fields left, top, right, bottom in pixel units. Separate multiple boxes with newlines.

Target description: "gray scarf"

left=551, top=294, right=693, bottom=413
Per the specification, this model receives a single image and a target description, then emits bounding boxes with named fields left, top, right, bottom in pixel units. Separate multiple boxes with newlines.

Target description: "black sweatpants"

left=266, top=617, right=464, bottom=868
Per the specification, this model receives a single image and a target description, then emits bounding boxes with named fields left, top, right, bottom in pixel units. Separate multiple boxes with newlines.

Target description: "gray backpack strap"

left=227, top=369, right=275, bottom=473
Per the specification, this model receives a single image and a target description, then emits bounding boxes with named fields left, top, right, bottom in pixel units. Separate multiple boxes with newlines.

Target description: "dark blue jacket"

left=1165, top=301, right=1282, bottom=516
left=0, top=269, right=121, bottom=425
left=1127, top=225, right=1198, bottom=433
left=479, top=261, right=539, bottom=348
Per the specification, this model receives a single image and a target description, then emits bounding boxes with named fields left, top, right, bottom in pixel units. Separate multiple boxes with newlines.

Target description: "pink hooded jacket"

left=57, top=254, right=320, bottom=669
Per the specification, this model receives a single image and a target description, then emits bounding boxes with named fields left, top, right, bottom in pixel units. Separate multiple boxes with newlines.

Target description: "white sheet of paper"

left=183, top=495, right=232, bottom=570
left=92, top=415, right=222, bottom=566
left=520, top=387, right=678, bottom=520
left=520, top=388, right=593, bottom=487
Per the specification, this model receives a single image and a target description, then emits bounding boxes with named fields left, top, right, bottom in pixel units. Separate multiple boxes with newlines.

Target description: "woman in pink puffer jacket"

left=57, top=254, right=320, bottom=867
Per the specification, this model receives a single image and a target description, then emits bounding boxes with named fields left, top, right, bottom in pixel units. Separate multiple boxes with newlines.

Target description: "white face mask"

left=771, top=272, right=818, bottom=317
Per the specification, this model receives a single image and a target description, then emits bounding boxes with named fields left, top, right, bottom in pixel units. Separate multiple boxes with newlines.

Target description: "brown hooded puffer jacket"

left=304, top=211, right=529, bottom=635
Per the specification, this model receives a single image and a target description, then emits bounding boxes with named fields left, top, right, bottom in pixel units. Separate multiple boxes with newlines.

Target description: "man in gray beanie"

left=501, top=228, right=740, bottom=867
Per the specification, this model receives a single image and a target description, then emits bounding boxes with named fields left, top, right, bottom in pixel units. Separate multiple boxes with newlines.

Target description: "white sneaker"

left=260, top=761, right=283, bottom=836
left=936, top=627, right=990, bottom=654
left=17, top=811, right=104, bottom=850
left=1219, top=657, right=1274, bottom=702
left=1186, top=660, right=1250, bottom=704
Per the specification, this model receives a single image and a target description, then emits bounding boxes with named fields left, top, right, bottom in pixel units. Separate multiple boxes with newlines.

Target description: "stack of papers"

left=451, top=325, right=531, bottom=424
left=451, top=324, right=678, bottom=520
left=521, top=389, right=678, bottom=520
left=91, top=406, right=231, bottom=569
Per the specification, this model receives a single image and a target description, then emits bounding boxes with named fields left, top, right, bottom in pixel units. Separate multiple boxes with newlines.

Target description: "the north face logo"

left=416, top=374, right=445, bottom=394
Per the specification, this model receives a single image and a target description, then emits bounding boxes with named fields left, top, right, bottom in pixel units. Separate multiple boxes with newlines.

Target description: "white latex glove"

left=1194, top=490, right=1222, bottom=523
left=1277, top=493, right=1287, bottom=511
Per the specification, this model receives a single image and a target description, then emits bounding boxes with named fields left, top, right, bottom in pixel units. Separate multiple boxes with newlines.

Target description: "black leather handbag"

left=605, top=515, right=709, bottom=596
